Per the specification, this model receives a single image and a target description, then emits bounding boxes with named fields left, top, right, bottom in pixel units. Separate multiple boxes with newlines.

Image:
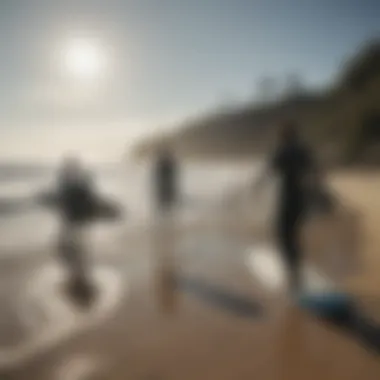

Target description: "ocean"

left=0, top=161, right=259, bottom=254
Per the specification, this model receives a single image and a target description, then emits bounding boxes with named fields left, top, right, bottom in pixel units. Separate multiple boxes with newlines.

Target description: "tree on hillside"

left=341, top=40, right=380, bottom=91
left=284, top=73, right=305, bottom=97
left=257, top=76, right=278, bottom=103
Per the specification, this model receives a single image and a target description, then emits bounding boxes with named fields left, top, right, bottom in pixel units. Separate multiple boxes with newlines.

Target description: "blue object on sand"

left=298, top=292, right=354, bottom=320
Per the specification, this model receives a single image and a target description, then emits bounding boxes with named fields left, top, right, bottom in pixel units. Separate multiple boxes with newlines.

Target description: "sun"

left=62, top=38, right=105, bottom=80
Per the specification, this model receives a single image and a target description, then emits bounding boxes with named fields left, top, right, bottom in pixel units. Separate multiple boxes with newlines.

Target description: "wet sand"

left=1, top=169, right=380, bottom=379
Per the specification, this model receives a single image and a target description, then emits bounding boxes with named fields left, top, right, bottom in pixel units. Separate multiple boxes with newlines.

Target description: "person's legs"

left=65, top=223, right=96, bottom=306
left=58, top=218, right=75, bottom=268
left=284, top=223, right=302, bottom=293
left=278, top=212, right=303, bottom=294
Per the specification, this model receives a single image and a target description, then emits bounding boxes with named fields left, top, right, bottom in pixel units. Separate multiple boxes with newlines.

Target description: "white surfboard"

left=245, top=243, right=337, bottom=294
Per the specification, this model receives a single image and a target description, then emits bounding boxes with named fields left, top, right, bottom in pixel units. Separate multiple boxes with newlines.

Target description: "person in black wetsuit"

left=272, top=122, right=315, bottom=293
left=154, top=148, right=178, bottom=213
left=255, top=121, right=316, bottom=294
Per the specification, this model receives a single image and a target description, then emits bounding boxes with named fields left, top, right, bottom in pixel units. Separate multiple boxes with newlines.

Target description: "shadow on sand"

left=306, top=303, right=380, bottom=354
left=174, top=274, right=263, bottom=319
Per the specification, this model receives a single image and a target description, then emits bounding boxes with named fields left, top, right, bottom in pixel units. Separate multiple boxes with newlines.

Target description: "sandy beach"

left=0, top=166, right=380, bottom=379
left=330, top=170, right=380, bottom=292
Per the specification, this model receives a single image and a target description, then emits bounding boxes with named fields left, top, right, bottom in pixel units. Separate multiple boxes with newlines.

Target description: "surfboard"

left=36, top=190, right=124, bottom=222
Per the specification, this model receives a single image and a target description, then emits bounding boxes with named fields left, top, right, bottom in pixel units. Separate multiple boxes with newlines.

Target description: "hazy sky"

left=0, top=0, right=379, bottom=162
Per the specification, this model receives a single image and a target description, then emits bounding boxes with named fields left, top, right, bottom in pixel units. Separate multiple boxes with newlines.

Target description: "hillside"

left=133, top=40, right=380, bottom=165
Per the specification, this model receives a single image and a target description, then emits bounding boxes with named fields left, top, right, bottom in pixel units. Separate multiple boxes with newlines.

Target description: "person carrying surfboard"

left=254, top=121, right=334, bottom=294
left=57, top=156, right=95, bottom=227
left=56, top=156, right=97, bottom=305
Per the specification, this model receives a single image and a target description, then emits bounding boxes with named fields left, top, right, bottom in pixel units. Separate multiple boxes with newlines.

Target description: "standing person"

left=152, top=148, right=179, bottom=313
left=254, top=121, right=316, bottom=294
left=154, top=148, right=178, bottom=214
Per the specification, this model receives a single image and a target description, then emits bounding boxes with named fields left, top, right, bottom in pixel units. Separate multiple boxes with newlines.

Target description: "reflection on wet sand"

left=153, top=211, right=180, bottom=315
left=175, top=275, right=263, bottom=319
left=152, top=210, right=264, bottom=319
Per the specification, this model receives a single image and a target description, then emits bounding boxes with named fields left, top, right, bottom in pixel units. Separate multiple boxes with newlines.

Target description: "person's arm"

left=302, top=146, right=341, bottom=212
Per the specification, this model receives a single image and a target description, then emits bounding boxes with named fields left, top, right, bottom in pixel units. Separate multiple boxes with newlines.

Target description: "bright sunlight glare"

left=62, top=38, right=106, bottom=80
